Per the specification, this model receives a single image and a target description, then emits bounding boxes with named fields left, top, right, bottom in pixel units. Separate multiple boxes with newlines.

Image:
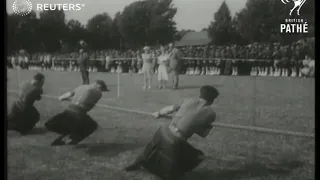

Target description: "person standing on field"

left=78, top=40, right=90, bottom=84
left=168, top=43, right=182, bottom=89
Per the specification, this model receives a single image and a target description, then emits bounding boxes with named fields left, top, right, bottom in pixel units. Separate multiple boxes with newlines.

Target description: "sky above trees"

left=6, top=0, right=247, bottom=31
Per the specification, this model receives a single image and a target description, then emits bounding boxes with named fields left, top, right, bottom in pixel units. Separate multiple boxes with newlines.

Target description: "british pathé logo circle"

left=12, top=0, right=33, bottom=16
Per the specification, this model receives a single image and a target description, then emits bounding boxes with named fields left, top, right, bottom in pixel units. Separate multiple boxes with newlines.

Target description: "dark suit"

left=169, top=48, right=182, bottom=88
left=78, top=52, right=90, bottom=84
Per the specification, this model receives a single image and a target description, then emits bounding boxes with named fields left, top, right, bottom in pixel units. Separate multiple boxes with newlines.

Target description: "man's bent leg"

left=8, top=104, right=40, bottom=135
left=45, top=110, right=74, bottom=145
left=22, top=106, right=40, bottom=132
left=69, top=116, right=98, bottom=145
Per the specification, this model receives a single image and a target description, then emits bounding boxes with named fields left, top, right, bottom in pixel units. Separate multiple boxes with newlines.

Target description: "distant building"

left=175, top=31, right=211, bottom=47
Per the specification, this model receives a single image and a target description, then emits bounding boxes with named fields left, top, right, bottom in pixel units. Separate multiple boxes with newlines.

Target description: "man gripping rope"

left=125, top=85, right=219, bottom=180
left=44, top=80, right=109, bottom=146
left=8, top=73, right=45, bottom=135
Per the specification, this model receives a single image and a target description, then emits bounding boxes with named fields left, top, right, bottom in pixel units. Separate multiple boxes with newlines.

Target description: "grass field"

left=7, top=69, right=315, bottom=180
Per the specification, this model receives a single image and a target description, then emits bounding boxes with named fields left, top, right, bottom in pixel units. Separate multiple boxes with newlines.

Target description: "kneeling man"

left=125, top=85, right=219, bottom=180
left=45, top=80, right=109, bottom=146
left=8, top=73, right=45, bottom=135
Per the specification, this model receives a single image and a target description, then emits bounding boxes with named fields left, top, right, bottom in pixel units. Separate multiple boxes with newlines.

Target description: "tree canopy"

left=7, top=0, right=315, bottom=54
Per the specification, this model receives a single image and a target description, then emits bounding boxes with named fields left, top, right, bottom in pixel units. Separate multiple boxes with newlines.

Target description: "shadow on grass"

left=8, top=127, right=49, bottom=137
left=76, top=143, right=143, bottom=157
left=185, top=159, right=304, bottom=180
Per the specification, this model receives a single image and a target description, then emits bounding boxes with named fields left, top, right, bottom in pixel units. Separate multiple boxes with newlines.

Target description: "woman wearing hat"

left=142, top=46, right=154, bottom=89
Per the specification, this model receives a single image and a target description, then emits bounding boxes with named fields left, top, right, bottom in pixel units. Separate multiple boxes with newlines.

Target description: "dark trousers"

left=45, top=109, right=98, bottom=144
left=19, top=62, right=29, bottom=69
left=131, top=126, right=204, bottom=179
left=8, top=102, right=40, bottom=134
left=80, top=69, right=89, bottom=85
left=170, top=69, right=180, bottom=88
left=172, top=73, right=179, bottom=88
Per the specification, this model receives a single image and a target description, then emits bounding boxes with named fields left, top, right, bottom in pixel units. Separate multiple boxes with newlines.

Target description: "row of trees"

left=7, top=0, right=315, bottom=54
left=8, top=0, right=177, bottom=53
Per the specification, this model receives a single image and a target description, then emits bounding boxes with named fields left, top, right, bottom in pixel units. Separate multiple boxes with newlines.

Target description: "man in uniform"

left=78, top=40, right=90, bottom=84
left=125, top=85, right=219, bottom=180
left=45, top=80, right=109, bottom=146
left=8, top=73, right=45, bottom=135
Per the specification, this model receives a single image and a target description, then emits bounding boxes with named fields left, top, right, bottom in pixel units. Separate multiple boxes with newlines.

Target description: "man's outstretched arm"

left=152, top=104, right=181, bottom=118
left=58, top=91, right=75, bottom=101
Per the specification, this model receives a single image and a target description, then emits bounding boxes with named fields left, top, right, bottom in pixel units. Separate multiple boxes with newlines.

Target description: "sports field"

left=7, top=69, right=315, bottom=180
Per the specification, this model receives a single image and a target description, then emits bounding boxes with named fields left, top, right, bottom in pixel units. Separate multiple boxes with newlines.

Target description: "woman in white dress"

left=157, top=46, right=169, bottom=89
left=142, top=46, right=154, bottom=89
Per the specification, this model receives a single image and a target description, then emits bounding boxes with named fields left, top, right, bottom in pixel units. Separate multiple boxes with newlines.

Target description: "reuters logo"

left=12, top=0, right=33, bottom=16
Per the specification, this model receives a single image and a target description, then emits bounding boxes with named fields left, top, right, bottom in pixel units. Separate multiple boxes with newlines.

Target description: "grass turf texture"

left=7, top=69, right=315, bottom=180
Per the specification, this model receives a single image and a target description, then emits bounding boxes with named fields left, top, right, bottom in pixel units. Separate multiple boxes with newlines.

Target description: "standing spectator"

left=46, top=53, right=52, bottom=70
left=78, top=40, right=90, bottom=84
left=18, top=50, right=25, bottom=69
left=130, top=51, right=137, bottom=74
left=98, top=51, right=105, bottom=72
left=89, top=52, right=95, bottom=72
left=168, top=43, right=182, bottom=89
left=157, top=46, right=170, bottom=89
left=24, top=53, right=29, bottom=69
left=141, top=46, right=154, bottom=90
left=137, top=50, right=143, bottom=75
left=301, top=55, right=315, bottom=77
left=11, top=53, right=18, bottom=69
left=105, top=51, right=112, bottom=72
left=272, top=44, right=281, bottom=76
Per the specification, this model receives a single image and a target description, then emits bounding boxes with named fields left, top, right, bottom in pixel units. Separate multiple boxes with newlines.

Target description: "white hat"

left=143, top=46, right=150, bottom=51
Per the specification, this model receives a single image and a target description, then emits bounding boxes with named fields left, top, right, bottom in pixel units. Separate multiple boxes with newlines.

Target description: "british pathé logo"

left=281, top=0, right=306, bottom=16
left=280, top=0, right=308, bottom=33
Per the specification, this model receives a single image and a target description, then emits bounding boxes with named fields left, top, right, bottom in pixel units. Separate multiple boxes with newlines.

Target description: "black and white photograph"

left=6, top=0, right=315, bottom=179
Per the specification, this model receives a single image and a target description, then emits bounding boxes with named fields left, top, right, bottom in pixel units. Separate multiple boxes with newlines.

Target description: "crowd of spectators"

left=7, top=37, right=315, bottom=77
